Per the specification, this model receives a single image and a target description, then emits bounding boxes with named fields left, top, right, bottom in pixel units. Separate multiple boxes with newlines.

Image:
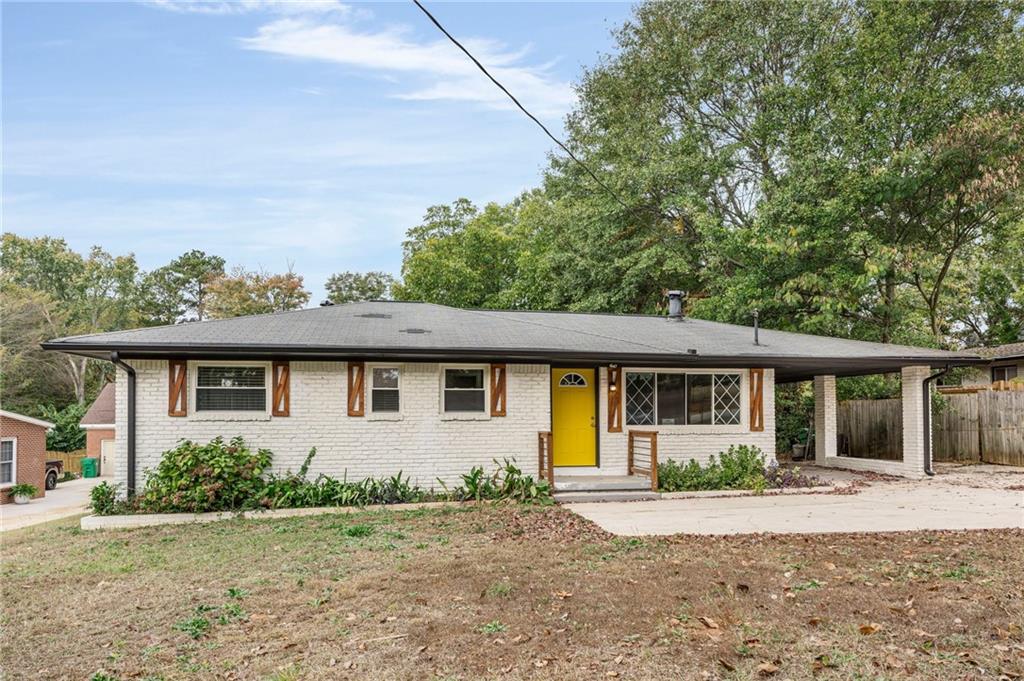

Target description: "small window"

left=196, top=365, right=267, bottom=412
left=371, top=367, right=401, bottom=413
left=993, top=365, right=1018, bottom=382
left=0, top=439, right=14, bottom=486
left=444, top=368, right=486, bottom=412
left=559, top=372, right=588, bottom=387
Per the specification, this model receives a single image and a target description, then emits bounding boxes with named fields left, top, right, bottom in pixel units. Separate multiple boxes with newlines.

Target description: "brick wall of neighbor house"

left=0, top=415, right=47, bottom=504
left=115, top=360, right=550, bottom=492
left=583, top=367, right=776, bottom=477
left=86, top=428, right=115, bottom=470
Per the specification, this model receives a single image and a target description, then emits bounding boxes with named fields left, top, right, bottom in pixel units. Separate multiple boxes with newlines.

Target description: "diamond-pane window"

left=625, top=372, right=655, bottom=426
left=713, top=373, right=741, bottom=425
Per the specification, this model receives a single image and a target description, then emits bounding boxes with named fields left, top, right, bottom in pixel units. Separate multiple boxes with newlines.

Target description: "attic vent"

left=399, top=328, right=431, bottom=334
left=355, top=313, right=392, bottom=319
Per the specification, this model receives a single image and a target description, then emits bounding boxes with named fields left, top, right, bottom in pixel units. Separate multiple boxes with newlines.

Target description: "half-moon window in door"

left=559, top=372, right=588, bottom=388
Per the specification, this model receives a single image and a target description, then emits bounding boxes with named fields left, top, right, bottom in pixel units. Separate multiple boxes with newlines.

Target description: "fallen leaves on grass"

left=859, top=622, right=882, bottom=635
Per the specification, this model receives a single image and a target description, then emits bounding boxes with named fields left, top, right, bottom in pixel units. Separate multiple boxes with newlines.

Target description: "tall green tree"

left=324, top=271, right=394, bottom=304
left=205, top=266, right=311, bottom=318
left=144, top=249, right=225, bottom=323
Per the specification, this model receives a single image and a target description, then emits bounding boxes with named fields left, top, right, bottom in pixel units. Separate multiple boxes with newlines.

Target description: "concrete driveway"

left=0, top=477, right=103, bottom=532
left=568, top=465, right=1024, bottom=536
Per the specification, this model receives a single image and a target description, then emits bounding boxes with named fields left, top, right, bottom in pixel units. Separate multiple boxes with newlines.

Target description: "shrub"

left=658, top=445, right=766, bottom=492
left=41, top=403, right=86, bottom=452
left=136, top=436, right=271, bottom=513
left=89, top=481, right=123, bottom=515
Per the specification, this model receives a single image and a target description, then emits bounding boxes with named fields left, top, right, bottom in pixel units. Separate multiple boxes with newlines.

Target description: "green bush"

left=8, top=482, right=39, bottom=498
left=89, top=481, right=123, bottom=515
left=41, top=403, right=86, bottom=452
left=444, top=459, right=551, bottom=503
left=136, top=436, right=271, bottom=513
left=658, top=445, right=767, bottom=492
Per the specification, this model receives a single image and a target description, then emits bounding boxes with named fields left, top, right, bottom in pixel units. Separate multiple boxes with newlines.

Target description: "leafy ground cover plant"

left=658, top=446, right=822, bottom=492
left=88, top=440, right=551, bottom=515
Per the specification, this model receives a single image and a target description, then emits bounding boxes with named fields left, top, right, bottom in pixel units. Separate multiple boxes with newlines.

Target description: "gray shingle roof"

left=42, top=301, right=983, bottom=382
left=965, top=341, right=1024, bottom=360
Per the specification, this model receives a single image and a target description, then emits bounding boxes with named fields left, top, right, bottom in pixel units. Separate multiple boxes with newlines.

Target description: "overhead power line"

left=412, top=0, right=631, bottom=212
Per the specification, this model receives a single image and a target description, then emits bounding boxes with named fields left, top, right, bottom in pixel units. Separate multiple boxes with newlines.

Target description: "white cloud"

left=147, top=0, right=350, bottom=16
left=239, top=17, right=574, bottom=117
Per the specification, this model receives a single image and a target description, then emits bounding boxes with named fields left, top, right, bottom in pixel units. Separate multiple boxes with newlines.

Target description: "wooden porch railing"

left=627, top=430, right=659, bottom=491
left=537, top=431, right=554, bottom=487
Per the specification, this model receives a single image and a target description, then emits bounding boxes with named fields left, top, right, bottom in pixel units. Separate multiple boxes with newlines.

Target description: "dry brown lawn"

left=2, top=504, right=1023, bottom=680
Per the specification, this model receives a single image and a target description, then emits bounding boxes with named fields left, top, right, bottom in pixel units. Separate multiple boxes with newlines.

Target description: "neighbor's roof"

left=965, top=341, right=1024, bottom=361
left=0, top=410, right=54, bottom=429
left=41, top=301, right=984, bottom=382
left=80, top=382, right=115, bottom=427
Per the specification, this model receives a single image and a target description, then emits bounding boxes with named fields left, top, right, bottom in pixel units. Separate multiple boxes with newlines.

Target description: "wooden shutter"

left=272, top=361, right=290, bottom=417
left=490, top=364, right=507, bottom=416
left=749, top=368, right=765, bottom=432
left=168, top=360, right=187, bottom=417
left=347, top=362, right=365, bottom=416
left=607, top=366, right=622, bottom=432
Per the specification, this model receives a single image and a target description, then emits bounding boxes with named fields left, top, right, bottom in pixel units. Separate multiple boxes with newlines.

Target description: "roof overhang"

left=0, top=409, right=54, bottom=429
left=40, top=341, right=987, bottom=383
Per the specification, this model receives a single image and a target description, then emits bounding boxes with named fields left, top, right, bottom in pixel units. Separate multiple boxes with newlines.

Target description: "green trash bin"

left=81, top=457, right=98, bottom=478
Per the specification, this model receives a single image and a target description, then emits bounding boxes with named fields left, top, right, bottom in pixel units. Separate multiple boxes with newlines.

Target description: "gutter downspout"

left=921, top=365, right=949, bottom=477
left=109, top=352, right=136, bottom=495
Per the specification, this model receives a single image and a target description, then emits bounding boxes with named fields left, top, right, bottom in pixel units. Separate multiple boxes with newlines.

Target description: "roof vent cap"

left=667, top=290, right=685, bottom=320
left=399, top=328, right=431, bottom=334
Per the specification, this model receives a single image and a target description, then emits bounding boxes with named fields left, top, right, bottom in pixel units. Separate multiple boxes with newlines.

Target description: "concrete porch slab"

left=554, top=475, right=651, bottom=492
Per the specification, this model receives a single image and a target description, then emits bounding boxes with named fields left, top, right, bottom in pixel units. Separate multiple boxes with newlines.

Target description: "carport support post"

left=901, top=365, right=931, bottom=476
left=813, top=375, right=837, bottom=463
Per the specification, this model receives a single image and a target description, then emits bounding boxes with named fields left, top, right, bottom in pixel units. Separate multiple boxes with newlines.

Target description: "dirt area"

left=3, top=505, right=1023, bottom=680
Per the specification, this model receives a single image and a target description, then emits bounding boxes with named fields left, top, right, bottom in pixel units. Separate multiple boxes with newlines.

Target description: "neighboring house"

left=0, top=410, right=54, bottom=504
left=42, top=296, right=984, bottom=492
left=960, top=342, right=1024, bottom=386
left=81, top=382, right=116, bottom=477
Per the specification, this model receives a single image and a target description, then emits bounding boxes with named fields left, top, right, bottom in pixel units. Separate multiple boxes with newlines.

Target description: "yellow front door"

left=551, top=368, right=597, bottom=467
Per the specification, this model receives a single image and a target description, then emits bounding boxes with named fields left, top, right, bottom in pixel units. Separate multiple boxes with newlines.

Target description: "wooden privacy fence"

left=47, top=449, right=87, bottom=474
left=838, top=391, right=1024, bottom=466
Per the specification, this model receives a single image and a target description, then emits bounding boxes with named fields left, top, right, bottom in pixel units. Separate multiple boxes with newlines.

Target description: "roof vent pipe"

left=667, top=290, right=684, bottom=320
left=753, top=309, right=760, bottom=346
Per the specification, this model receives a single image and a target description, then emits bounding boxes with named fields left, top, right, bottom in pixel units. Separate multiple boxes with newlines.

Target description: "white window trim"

left=439, top=364, right=491, bottom=421
left=189, top=360, right=272, bottom=422
left=620, top=368, right=747, bottom=433
left=0, top=437, right=16, bottom=488
left=367, top=363, right=403, bottom=421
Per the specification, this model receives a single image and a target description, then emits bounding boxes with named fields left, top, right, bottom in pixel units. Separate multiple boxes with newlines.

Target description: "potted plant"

left=8, top=483, right=38, bottom=505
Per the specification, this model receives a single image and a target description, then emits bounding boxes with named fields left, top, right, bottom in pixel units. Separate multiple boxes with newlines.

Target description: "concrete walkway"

left=1, top=477, right=104, bottom=532
left=568, top=474, right=1024, bottom=536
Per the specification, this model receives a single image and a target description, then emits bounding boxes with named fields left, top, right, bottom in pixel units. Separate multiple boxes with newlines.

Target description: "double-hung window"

left=443, top=368, right=486, bottom=413
left=0, top=439, right=14, bottom=486
left=625, top=371, right=742, bottom=426
left=370, top=367, right=401, bottom=413
left=195, top=365, right=267, bottom=412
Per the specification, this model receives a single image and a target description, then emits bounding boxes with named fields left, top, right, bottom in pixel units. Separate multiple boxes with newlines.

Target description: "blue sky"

left=3, top=0, right=632, bottom=300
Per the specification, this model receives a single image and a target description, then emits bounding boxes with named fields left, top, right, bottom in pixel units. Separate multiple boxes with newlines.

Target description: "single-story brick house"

left=0, top=410, right=54, bottom=504
left=42, top=297, right=984, bottom=494
left=81, top=382, right=116, bottom=477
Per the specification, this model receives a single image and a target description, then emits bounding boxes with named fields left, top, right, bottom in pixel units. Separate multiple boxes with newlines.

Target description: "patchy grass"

left=2, top=504, right=1022, bottom=680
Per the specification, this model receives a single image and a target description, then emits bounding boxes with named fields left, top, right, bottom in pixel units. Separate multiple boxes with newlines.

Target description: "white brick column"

left=813, top=375, right=837, bottom=463
left=901, top=365, right=931, bottom=476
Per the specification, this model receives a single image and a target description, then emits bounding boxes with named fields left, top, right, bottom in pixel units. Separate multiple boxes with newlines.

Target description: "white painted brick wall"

left=815, top=365, right=931, bottom=479
left=115, top=361, right=550, bottom=491
left=813, top=375, right=838, bottom=462
left=580, top=368, right=777, bottom=476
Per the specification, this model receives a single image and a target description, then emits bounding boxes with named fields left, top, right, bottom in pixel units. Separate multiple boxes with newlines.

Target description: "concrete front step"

left=553, top=475, right=652, bottom=492
left=553, top=490, right=661, bottom=504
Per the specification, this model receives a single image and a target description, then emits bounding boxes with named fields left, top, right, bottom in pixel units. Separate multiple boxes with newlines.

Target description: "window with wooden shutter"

left=168, top=360, right=187, bottom=417
left=272, top=361, right=290, bottom=417
left=607, top=366, right=622, bottom=432
left=347, top=362, right=365, bottom=416
left=490, top=364, right=507, bottom=416
left=749, top=368, right=764, bottom=432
